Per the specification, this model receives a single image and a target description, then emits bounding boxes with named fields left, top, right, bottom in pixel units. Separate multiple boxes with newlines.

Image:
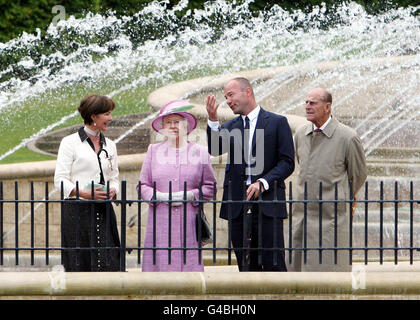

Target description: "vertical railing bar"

left=105, top=181, right=111, bottom=267
left=364, top=181, right=368, bottom=265
left=168, top=181, right=172, bottom=265
left=45, top=182, right=49, bottom=265
left=212, top=181, right=217, bottom=265
left=198, top=182, right=203, bottom=265
left=152, top=181, right=156, bottom=266
left=288, top=181, right=293, bottom=265
left=394, top=181, right=398, bottom=265
left=273, top=181, right=278, bottom=266
left=379, top=181, right=384, bottom=265
left=60, top=181, right=64, bottom=267
left=15, top=181, right=19, bottom=266
left=227, top=180, right=232, bottom=266
left=120, top=180, right=127, bottom=272
left=242, top=180, right=248, bottom=271
left=409, top=181, right=414, bottom=265
left=334, top=182, right=338, bottom=265
left=75, top=181, right=80, bottom=270
left=183, top=181, right=187, bottom=265
left=258, top=182, right=263, bottom=267
left=90, top=181, right=95, bottom=270
left=303, top=181, right=307, bottom=265
left=137, top=181, right=142, bottom=265
left=318, top=181, right=322, bottom=265
left=30, top=181, right=35, bottom=266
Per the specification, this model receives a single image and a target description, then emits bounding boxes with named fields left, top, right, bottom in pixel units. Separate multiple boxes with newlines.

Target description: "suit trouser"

left=230, top=204, right=287, bottom=272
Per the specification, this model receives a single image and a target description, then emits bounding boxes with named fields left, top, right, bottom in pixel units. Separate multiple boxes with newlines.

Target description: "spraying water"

left=0, top=0, right=419, bottom=162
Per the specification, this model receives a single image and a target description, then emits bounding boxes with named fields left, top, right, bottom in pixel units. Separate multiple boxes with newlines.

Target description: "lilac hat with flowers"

left=152, top=100, right=197, bottom=134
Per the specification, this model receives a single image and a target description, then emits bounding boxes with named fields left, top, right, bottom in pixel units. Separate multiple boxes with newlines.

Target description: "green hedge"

left=0, top=0, right=418, bottom=43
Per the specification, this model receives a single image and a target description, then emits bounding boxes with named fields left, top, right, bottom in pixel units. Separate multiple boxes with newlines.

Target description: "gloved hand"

left=156, top=191, right=195, bottom=206
left=171, top=191, right=195, bottom=201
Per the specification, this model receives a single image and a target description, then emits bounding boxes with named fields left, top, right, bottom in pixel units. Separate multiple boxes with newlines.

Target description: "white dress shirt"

left=54, top=128, right=120, bottom=198
left=208, top=105, right=269, bottom=190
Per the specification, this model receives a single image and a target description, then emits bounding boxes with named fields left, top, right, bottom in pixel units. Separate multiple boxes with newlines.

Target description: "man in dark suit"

left=206, top=77, right=295, bottom=271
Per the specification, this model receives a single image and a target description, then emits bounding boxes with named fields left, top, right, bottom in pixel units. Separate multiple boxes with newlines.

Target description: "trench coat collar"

left=304, top=116, right=338, bottom=139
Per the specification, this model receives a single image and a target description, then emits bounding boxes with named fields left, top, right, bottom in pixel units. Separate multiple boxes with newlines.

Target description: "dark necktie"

left=244, top=116, right=250, bottom=146
left=244, top=116, right=250, bottom=176
left=314, top=128, right=322, bottom=132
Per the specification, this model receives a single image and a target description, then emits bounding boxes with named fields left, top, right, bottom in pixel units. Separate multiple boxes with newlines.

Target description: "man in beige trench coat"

left=290, top=88, right=367, bottom=272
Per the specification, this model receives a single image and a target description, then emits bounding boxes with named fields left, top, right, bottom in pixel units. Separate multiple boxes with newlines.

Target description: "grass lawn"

left=0, top=81, right=153, bottom=164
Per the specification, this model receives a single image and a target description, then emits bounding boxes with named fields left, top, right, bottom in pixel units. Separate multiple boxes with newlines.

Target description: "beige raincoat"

left=290, top=117, right=367, bottom=271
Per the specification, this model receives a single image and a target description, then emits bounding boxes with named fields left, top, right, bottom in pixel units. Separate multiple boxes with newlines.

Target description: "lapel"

left=232, top=115, right=244, bottom=132
left=230, top=115, right=246, bottom=167
left=252, top=108, right=269, bottom=152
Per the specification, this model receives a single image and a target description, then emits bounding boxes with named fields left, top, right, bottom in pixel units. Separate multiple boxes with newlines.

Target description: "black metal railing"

left=0, top=180, right=418, bottom=271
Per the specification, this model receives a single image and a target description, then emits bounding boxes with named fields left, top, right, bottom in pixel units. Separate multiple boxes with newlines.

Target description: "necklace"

left=84, top=125, right=100, bottom=137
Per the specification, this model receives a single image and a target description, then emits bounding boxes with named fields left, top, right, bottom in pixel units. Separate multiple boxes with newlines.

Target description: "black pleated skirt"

left=61, top=199, right=121, bottom=271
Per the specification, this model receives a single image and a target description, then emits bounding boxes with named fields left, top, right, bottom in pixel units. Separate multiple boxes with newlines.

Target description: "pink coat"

left=138, top=141, right=217, bottom=271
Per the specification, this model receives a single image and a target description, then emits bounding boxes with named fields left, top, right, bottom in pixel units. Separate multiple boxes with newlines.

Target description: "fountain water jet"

left=1, top=1, right=419, bottom=163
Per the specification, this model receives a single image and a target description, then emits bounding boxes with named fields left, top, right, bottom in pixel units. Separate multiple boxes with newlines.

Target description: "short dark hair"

left=231, top=77, right=254, bottom=95
left=231, top=77, right=251, bottom=89
left=78, top=94, right=115, bottom=124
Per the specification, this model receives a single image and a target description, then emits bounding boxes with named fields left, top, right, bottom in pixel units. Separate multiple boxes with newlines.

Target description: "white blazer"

left=54, top=127, right=120, bottom=198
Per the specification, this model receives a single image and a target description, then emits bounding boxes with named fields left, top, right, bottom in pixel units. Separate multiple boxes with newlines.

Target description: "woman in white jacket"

left=54, top=94, right=121, bottom=271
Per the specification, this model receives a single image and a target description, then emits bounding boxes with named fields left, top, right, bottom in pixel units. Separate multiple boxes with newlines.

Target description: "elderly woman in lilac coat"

left=138, top=100, right=217, bottom=272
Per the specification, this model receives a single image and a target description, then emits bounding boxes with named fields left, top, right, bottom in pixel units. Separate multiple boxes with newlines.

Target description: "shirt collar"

left=305, top=116, right=338, bottom=138
left=313, top=115, right=332, bottom=131
left=242, top=105, right=261, bottom=123
left=78, top=127, right=106, bottom=146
